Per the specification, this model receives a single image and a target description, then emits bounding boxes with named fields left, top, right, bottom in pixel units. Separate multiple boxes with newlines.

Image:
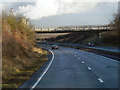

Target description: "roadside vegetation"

left=2, top=12, right=48, bottom=88
left=47, top=32, right=97, bottom=44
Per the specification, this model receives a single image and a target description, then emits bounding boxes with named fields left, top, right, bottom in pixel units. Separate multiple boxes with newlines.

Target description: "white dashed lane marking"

left=98, top=78, right=104, bottom=83
left=82, top=61, right=84, bottom=63
left=88, top=67, right=92, bottom=70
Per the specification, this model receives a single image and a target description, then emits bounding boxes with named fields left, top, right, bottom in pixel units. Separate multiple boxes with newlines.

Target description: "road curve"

left=20, top=43, right=119, bottom=89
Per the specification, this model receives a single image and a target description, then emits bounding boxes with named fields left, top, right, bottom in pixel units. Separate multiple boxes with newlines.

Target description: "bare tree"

left=112, top=13, right=120, bottom=35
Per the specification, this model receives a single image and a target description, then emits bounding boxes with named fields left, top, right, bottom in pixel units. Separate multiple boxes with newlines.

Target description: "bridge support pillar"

left=96, top=32, right=101, bottom=45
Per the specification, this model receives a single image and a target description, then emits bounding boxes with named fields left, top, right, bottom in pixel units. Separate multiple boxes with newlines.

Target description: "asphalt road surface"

left=47, top=42, right=120, bottom=53
left=20, top=43, right=119, bottom=89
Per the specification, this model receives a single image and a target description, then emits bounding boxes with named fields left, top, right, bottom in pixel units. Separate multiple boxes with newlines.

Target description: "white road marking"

left=98, top=78, right=104, bottom=83
left=30, top=50, right=54, bottom=90
left=82, top=61, right=84, bottom=63
left=88, top=67, right=92, bottom=70
left=97, top=54, right=120, bottom=63
left=78, top=58, right=80, bottom=59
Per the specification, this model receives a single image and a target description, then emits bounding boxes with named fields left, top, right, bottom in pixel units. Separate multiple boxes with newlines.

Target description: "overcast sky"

left=1, top=0, right=119, bottom=27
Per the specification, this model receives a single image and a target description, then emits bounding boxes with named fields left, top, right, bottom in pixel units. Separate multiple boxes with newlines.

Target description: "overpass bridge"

left=35, top=25, right=113, bottom=33
left=35, top=25, right=113, bottom=44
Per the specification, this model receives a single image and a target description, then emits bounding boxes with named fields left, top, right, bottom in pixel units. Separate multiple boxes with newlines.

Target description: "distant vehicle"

left=52, top=45, right=59, bottom=50
left=88, top=42, right=95, bottom=47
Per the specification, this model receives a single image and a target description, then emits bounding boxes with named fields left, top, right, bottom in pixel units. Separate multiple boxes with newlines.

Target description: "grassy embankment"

left=47, top=32, right=97, bottom=44
left=2, top=13, right=48, bottom=88
left=47, top=31, right=120, bottom=47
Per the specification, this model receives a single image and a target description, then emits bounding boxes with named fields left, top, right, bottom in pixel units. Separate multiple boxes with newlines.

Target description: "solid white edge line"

left=30, top=50, right=54, bottom=90
left=98, top=78, right=104, bottom=83
left=102, top=55, right=120, bottom=63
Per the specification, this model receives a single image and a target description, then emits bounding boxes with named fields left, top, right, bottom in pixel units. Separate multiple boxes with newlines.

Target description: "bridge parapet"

left=35, top=25, right=113, bottom=33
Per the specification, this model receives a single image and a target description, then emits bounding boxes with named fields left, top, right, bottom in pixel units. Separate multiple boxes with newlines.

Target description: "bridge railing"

left=35, top=26, right=113, bottom=32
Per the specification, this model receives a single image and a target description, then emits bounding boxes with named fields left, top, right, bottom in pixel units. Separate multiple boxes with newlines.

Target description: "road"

left=47, top=42, right=120, bottom=53
left=19, top=43, right=119, bottom=89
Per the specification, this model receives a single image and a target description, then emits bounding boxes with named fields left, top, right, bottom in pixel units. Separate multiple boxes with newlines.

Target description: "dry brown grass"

left=101, top=31, right=120, bottom=46
left=2, top=14, right=48, bottom=88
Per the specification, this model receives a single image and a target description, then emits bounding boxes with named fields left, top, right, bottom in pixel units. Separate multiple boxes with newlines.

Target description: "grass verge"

left=2, top=47, right=48, bottom=89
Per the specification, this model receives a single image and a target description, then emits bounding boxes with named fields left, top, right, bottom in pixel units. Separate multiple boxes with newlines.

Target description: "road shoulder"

left=18, top=49, right=52, bottom=89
